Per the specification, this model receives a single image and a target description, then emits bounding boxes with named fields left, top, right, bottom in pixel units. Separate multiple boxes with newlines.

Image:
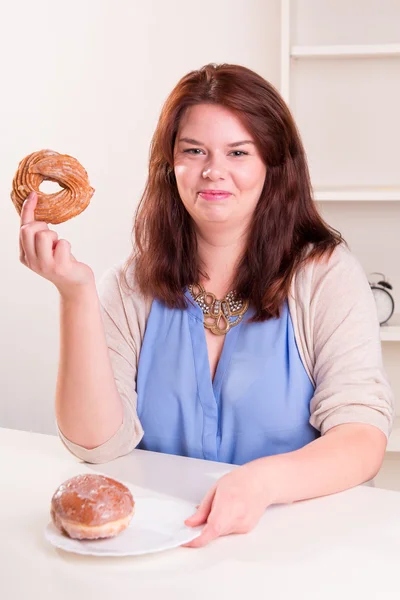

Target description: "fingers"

left=183, top=486, right=222, bottom=548
left=34, top=230, right=59, bottom=269
left=53, top=239, right=72, bottom=268
left=19, top=192, right=65, bottom=271
left=20, top=191, right=38, bottom=226
left=185, top=485, right=216, bottom=527
left=20, top=221, right=50, bottom=266
left=19, top=235, right=26, bottom=264
left=184, top=520, right=222, bottom=549
left=183, top=480, right=259, bottom=548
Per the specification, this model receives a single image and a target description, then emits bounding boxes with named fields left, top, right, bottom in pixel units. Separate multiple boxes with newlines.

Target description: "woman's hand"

left=19, top=191, right=95, bottom=298
left=183, top=462, right=273, bottom=548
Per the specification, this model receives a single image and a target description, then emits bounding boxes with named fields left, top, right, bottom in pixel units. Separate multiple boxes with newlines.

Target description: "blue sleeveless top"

left=136, top=290, right=319, bottom=465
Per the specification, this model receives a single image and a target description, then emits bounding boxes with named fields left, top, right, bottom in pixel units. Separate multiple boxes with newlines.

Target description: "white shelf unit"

left=387, top=417, right=400, bottom=452
left=378, top=318, right=400, bottom=451
left=380, top=325, right=400, bottom=343
left=291, top=43, right=400, bottom=59
left=281, top=1, right=400, bottom=453
left=280, top=0, right=400, bottom=203
left=313, top=187, right=400, bottom=202
left=380, top=312, right=400, bottom=342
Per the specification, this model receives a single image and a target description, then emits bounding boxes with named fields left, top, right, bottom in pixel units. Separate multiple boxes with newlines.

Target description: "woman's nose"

left=202, top=160, right=226, bottom=181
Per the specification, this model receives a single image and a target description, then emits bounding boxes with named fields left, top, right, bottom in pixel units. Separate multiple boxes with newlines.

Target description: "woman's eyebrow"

left=228, top=140, right=255, bottom=148
left=178, top=137, right=255, bottom=147
left=178, top=137, right=203, bottom=145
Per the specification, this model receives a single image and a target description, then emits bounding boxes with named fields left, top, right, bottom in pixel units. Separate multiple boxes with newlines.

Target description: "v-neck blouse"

left=135, top=290, right=318, bottom=465
left=57, top=244, right=394, bottom=466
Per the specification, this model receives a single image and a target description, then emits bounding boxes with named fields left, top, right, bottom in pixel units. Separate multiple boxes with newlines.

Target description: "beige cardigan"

left=59, top=243, right=395, bottom=464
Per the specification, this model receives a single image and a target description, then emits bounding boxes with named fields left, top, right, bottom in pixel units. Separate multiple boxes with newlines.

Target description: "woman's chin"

left=198, top=206, right=233, bottom=223
left=201, top=214, right=232, bottom=225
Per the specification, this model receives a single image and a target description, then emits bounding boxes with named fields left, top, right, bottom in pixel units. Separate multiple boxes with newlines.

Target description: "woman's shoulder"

left=293, top=242, right=368, bottom=296
left=97, top=259, right=153, bottom=321
left=288, top=242, right=382, bottom=393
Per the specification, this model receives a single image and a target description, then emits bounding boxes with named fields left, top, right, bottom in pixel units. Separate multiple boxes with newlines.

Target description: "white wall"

left=0, top=0, right=280, bottom=433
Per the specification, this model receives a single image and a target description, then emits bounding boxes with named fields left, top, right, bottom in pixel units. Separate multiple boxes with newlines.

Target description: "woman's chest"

left=204, top=329, right=226, bottom=381
left=136, top=299, right=317, bottom=463
left=137, top=297, right=313, bottom=407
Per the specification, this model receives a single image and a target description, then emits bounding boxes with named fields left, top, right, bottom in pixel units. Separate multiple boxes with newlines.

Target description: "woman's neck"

left=196, top=225, right=247, bottom=298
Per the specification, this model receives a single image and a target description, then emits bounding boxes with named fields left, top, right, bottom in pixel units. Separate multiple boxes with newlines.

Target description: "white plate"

left=45, top=495, right=202, bottom=556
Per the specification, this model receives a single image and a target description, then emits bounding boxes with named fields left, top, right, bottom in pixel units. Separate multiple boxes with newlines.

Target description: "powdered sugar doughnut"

left=51, top=474, right=135, bottom=540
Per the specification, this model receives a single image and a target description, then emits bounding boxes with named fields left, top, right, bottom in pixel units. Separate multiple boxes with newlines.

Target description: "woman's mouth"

left=198, top=190, right=232, bottom=201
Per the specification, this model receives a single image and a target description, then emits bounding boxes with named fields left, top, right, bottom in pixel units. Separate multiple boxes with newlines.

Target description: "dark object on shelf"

left=369, top=272, right=395, bottom=326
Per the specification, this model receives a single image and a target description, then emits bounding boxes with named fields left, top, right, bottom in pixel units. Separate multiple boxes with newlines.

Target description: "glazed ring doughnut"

left=51, top=474, right=135, bottom=540
left=11, top=149, right=94, bottom=224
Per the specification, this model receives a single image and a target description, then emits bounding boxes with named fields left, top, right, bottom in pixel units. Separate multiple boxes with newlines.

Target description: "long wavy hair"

left=123, top=63, right=343, bottom=321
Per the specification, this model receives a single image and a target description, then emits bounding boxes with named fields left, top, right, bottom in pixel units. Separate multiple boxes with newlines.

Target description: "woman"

left=19, top=63, right=394, bottom=548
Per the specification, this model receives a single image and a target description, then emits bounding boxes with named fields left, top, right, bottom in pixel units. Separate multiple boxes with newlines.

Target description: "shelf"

left=387, top=417, right=400, bottom=452
left=379, top=316, right=400, bottom=342
left=291, top=43, right=400, bottom=59
left=313, top=187, right=400, bottom=202
left=380, top=326, right=400, bottom=342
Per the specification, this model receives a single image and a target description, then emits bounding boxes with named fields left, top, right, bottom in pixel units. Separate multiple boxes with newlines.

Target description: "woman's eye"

left=230, top=151, right=248, bottom=157
left=183, top=148, right=204, bottom=155
left=182, top=149, right=249, bottom=156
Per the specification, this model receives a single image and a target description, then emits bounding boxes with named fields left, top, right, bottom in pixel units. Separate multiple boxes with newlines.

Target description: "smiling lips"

left=198, top=190, right=232, bottom=201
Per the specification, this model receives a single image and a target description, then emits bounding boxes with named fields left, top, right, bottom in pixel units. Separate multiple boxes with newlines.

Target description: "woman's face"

left=173, top=104, right=266, bottom=229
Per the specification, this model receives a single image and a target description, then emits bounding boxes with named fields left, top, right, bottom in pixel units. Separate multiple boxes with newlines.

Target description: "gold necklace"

left=187, top=283, right=249, bottom=335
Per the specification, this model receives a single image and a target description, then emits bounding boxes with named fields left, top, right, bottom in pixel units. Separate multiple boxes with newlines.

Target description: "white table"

left=1, top=427, right=400, bottom=599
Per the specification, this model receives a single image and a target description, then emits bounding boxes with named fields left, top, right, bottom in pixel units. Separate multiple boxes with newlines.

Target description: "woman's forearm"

left=247, top=423, right=387, bottom=506
left=55, top=283, right=124, bottom=449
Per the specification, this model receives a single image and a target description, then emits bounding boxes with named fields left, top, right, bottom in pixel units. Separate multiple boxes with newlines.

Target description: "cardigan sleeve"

left=58, top=264, right=150, bottom=463
left=303, top=245, right=394, bottom=438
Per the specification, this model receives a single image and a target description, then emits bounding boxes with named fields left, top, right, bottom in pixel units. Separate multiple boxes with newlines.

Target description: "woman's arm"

left=184, top=423, right=386, bottom=548
left=56, top=284, right=124, bottom=449
left=185, top=246, right=393, bottom=548
left=57, top=266, right=149, bottom=463
left=249, top=422, right=387, bottom=505
left=18, top=192, right=135, bottom=459
left=301, top=245, right=394, bottom=439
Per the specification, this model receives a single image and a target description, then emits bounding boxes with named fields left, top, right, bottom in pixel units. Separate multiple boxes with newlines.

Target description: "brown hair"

left=123, top=63, right=344, bottom=321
